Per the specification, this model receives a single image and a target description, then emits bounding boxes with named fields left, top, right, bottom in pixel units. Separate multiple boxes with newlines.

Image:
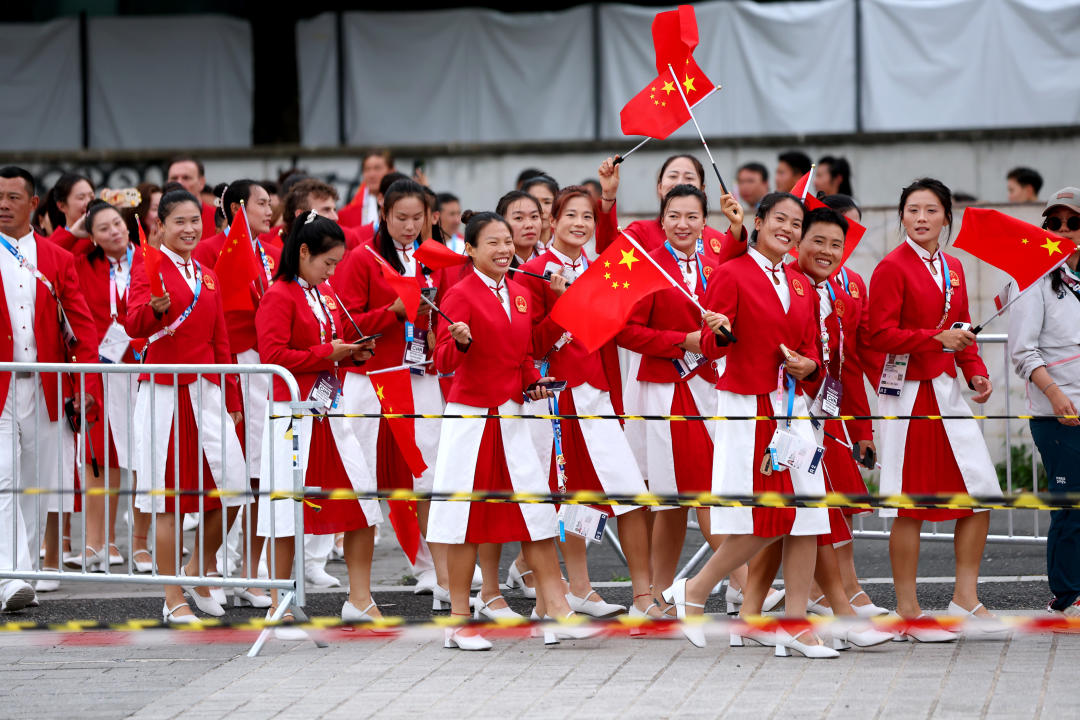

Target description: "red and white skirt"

left=821, top=419, right=871, bottom=516
left=87, top=371, right=139, bottom=470
left=878, top=374, right=1000, bottom=521
left=427, top=400, right=558, bottom=544
left=548, top=383, right=646, bottom=517
left=233, top=348, right=270, bottom=480
left=709, top=389, right=828, bottom=537
left=257, top=401, right=381, bottom=537
left=639, top=374, right=715, bottom=510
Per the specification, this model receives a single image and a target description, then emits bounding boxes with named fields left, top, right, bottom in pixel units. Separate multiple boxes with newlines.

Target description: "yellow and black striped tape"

left=271, top=411, right=1079, bottom=422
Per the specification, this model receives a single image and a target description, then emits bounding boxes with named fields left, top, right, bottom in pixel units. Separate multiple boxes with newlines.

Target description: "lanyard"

left=664, top=241, right=707, bottom=293
left=540, top=359, right=568, bottom=542
left=935, top=254, right=954, bottom=330
left=142, top=261, right=203, bottom=356
left=108, top=245, right=135, bottom=320
left=774, top=365, right=796, bottom=429
left=1061, top=267, right=1080, bottom=305
left=299, top=281, right=337, bottom=343
left=0, top=232, right=59, bottom=301
left=818, top=278, right=845, bottom=378
left=403, top=240, right=434, bottom=344
left=253, top=236, right=273, bottom=289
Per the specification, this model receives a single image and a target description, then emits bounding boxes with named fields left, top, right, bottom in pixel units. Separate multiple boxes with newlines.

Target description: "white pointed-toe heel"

left=566, top=590, right=626, bottom=619
left=899, top=613, right=959, bottom=643
left=433, top=586, right=481, bottom=611
left=947, top=601, right=1009, bottom=638
left=725, top=583, right=744, bottom=615
left=342, top=599, right=378, bottom=622
left=506, top=562, right=537, bottom=599
left=132, top=549, right=154, bottom=574
left=162, top=601, right=200, bottom=625
left=850, top=590, right=889, bottom=618
left=266, top=608, right=309, bottom=641
left=661, top=578, right=707, bottom=648
left=473, top=594, right=523, bottom=621
left=807, top=594, right=834, bottom=616
left=232, top=588, right=272, bottom=609
left=774, top=628, right=840, bottom=659
left=542, top=612, right=601, bottom=646
left=180, top=568, right=225, bottom=617
left=444, top=628, right=492, bottom=651
left=834, top=623, right=893, bottom=648
left=762, top=587, right=786, bottom=612
left=730, top=626, right=776, bottom=648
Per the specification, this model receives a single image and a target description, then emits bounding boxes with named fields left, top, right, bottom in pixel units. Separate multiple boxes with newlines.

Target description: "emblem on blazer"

left=835, top=299, right=845, bottom=318
left=949, top=270, right=960, bottom=287
left=515, top=295, right=528, bottom=313
left=791, top=278, right=804, bottom=296
left=267, top=256, right=276, bottom=270
left=322, top=295, right=337, bottom=310
left=709, top=237, right=722, bottom=254
left=203, top=275, right=216, bottom=290
left=703, top=265, right=713, bottom=279
left=848, top=282, right=859, bottom=298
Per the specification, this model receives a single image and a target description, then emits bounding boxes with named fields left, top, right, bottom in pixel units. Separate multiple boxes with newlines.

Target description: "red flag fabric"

left=216, top=207, right=263, bottom=312
left=652, top=5, right=699, bottom=74
left=413, top=239, right=467, bottom=270
left=549, top=233, right=672, bottom=352
left=787, top=171, right=866, bottom=265
left=791, top=171, right=827, bottom=210
left=954, top=208, right=1077, bottom=292
left=620, top=58, right=715, bottom=140
left=372, top=367, right=427, bottom=565
left=993, top=282, right=1013, bottom=312
left=137, top=217, right=165, bottom=297
left=365, top=246, right=422, bottom=321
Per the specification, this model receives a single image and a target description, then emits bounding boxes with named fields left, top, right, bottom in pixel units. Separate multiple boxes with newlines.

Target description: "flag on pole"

left=372, top=368, right=426, bottom=565
left=136, top=216, right=165, bottom=297
left=549, top=233, right=672, bottom=352
left=789, top=171, right=866, bottom=264
left=954, top=208, right=1077, bottom=292
left=620, top=58, right=715, bottom=140
left=365, top=246, right=422, bottom=321
left=216, top=205, right=263, bottom=312
left=413, top=239, right=467, bottom=270
left=993, top=282, right=1013, bottom=312
left=652, top=5, right=699, bottom=74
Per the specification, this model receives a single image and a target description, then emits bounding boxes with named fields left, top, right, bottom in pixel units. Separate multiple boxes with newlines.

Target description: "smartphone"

left=412, top=159, right=426, bottom=175
left=852, top=445, right=876, bottom=469
left=356, top=333, right=382, bottom=344
left=420, top=286, right=438, bottom=302
left=535, top=380, right=568, bottom=392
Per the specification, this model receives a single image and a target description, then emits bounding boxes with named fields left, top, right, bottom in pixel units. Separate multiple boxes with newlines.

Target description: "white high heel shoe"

left=807, top=594, right=834, bottom=616
left=505, top=562, right=536, bottom=599
left=849, top=590, right=889, bottom=617
left=232, top=588, right=272, bottom=608
left=108, top=545, right=124, bottom=566
left=762, top=587, right=786, bottom=612
left=897, top=613, right=958, bottom=643
left=725, top=584, right=744, bottom=615
left=163, top=601, right=200, bottom=625
left=132, top=549, right=154, bottom=574
left=774, top=628, right=840, bottom=658
left=730, top=626, right=776, bottom=647
left=830, top=622, right=893, bottom=649
left=266, top=607, right=308, bottom=641
left=566, top=590, right=626, bottom=619
left=34, top=569, right=60, bottom=594
left=180, top=568, right=225, bottom=617
left=542, top=612, right=602, bottom=646
left=205, top=572, right=227, bottom=606
left=342, top=599, right=379, bottom=622
left=661, top=578, right=707, bottom=648
left=66, top=546, right=105, bottom=572
left=432, top=585, right=481, bottom=611
left=947, top=601, right=1010, bottom=638
left=444, top=628, right=492, bottom=651
left=473, top=594, right=523, bottom=620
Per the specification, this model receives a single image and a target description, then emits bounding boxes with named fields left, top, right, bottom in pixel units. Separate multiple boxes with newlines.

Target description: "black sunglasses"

left=1045, top=216, right=1080, bottom=232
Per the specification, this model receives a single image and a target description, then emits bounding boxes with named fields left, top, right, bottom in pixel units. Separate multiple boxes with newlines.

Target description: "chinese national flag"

left=413, top=239, right=467, bottom=270
left=652, top=5, right=699, bottom=74
left=366, top=247, right=422, bottom=321
left=372, top=368, right=426, bottom=564
left=954, top=208, right=1077, bottom=292
left=788, top=171, right=866, bottom=265
left=136, top=217, right=165, bottom=297
left=620, top=58, right=715, bottom=140
left=550, top=233, right=672, bottom=352
left=216, top=209, right=263, bottom=312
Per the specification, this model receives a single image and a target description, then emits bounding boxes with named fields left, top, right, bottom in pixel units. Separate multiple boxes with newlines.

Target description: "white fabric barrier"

left=296, top=13, right=339, bottom=148
left=0, top=19, right=82, bottom=152
left=861, top=0, right=1080, bottom=132
left=598, top=0, right=857, bottom=140
left=337, top=6, right=596, bottom=145
left=86, top=15, right=253, bottom=149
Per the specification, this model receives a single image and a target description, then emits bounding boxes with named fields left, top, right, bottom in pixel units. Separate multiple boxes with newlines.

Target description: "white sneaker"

left=1, top=580, right=36, bottom=612
left=305, top=565, right=341, bottom=588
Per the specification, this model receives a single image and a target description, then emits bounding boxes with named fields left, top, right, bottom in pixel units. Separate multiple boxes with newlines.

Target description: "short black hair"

left=737, top=162, right=769, bottom=183
left=515, top=167, right=547, bottom=189
left=803, top=206, right=849, bottom=239
left=1007, top=167, right=1043, bottom=194
left=167, top=154, right=205, bottom=177
left=378, top=171, right=410, bottom=197
left=521, top=174, right=559, bottom=198
left=0, top=165, right=37, bottom=196
left=777, top=151, right=812, bottom=177
left=435, top=192, right=459, bottom=211
left=582, top=178, right=602, bottom=194
left=275, top=214, right=346, bottom=283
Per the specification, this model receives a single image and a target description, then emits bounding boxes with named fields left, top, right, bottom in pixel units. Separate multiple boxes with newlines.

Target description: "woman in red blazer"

left=868, top=178, right=1002, bottom=641
left=125, top=189, right=249, bottom=624
left=516, top=186, right=651, bottom=622
left=332, top=179, right=450, bottom=603
left=44, top=173, right=95, bottom=251
left=662, top=192, right=837, bottom=658
left=255, top=214, right=381, bottom=628
left=428, top=212, right=600, bottom=650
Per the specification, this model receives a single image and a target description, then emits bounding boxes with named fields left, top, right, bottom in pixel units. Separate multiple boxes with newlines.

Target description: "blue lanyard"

left=107, top=245, right=135, bottom=319
left=937, top=254, right=953, bottom=329
left=663, top=241, right=707, bottom=292
left=539, top=359, right=567, bottom=542
left=825, top=267, right=849, bottom=303
left=0, top=232, right=58, bottom=298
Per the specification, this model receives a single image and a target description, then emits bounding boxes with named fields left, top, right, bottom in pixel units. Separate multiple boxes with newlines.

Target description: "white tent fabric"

left=0, top=19, right=82, bottom=152
left=296, top=13, right=339, bottom=148
left=86, top=16, right=253, bottom=149
left=861, top=0, right=1080, bottom=132
left=598, top=0, right=857, bottom=140
left=338, top=6, right=596, bottom=145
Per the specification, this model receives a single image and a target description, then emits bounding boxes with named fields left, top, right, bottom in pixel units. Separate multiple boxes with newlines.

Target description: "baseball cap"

left=1042, top=187, right=1080, bottom=216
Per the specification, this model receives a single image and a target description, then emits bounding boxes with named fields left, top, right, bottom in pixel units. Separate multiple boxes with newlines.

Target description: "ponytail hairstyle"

left=520, top=174, right=559, bottom=199
left=551, top=185, right=597, bottom=221
left=818, top=156, right=853, bottom=197
left=750, top=192, right=805, bottom=245
left=45, top=172, right=94, bottom=229
left=157, top=188, right=202, bottom=224
left=898, top=177, right=954, bottom=243
left=376, top=178, right=430, bottom=275
left=660, top=184, right=709, bottom=217
left=821, top=193, right=861, bottom=221
left=421, top=185, right=445, bottom=245
left=462, top=211, right=512, bottom=262
left=85, top=199, right=123, bottom=263
left=275, top=212, right=346, bottom=283
left=495, top=190, right=541, bottom=219
left=219, top=179, right=262, bottom=227
left=212, top=182, right=228, bottom=227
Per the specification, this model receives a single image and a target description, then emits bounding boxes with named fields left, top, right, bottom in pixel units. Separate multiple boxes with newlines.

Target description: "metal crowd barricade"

left=0, top=362, right=312, bottom=657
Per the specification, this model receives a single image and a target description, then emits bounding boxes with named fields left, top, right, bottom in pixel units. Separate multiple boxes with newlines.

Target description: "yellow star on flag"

left=611, top=281, right=618, bottom=289
left=376, top=385, right=385, bottom=401
left=683, top=75, right=696, bottom=93
left=622, top=282, right=630, bottom=289
left=604, top=272, right=611, bottom=279
left=1021, top=238, right=1029, bottom=244
left=618, top=248, right=640, bottom=270
left=1042, top=237, right=1062, bottom=256
left=662, top=80, right=675, bottom=95
left=604, top=261, right=610, bottom=268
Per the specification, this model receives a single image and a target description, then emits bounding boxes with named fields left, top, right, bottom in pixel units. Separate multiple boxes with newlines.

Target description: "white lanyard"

left=108, top=246, right=134, bottom=320
left=300, top=282, right=336, bottom=343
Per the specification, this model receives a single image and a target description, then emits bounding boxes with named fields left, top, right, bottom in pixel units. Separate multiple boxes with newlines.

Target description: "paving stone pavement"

left=1, top=621, right=1076, bottom=719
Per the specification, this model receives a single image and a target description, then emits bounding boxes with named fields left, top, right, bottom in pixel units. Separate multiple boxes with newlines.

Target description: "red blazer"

left=191, top=231, right=282, bottom=354
left=201, top=203, right=218, bottom=239
left=0, top=232, right=101, bottom=420
left=337, top=201, right=366, bottom=229
left=617, top=246, right=719, bottom=385
left=47, top=226, right=79, bottom=252
left=329, top=246, right=436, bottom=374
left=700, top=253, right=821, bottom=396
left=75, top=251, right=144, bottom=364
left=803, top=270, right=879, bottom=442
left=867, top=243, right=986, bottom=384
left=256, top=279, right=350, bottom=402
left=344, top=222, right=375, bottom=252
left=434, top=271, right=540, bottom=407
left=518, top=251, right=608, bottom=391
left=595, top=200, right=747, bottom=264
left=259, top=227, right=285, bottom=252
left=124, top=251, right=241, bottom=411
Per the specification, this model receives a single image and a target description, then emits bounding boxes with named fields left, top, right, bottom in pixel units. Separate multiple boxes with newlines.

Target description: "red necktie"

left=179, top=261, right=192, bottom=279
left=766, top=266, right=781, bottom=286
left=491, top=283, right=504, bottom=303
left=397, top=244, right=411, bottom=262
left=924, top=256, right=939, bottom=275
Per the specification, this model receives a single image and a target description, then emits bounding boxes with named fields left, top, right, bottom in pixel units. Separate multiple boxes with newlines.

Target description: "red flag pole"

left=667, top=63, right=728, bottom=194
left=614, top=84, right=722, bottom=166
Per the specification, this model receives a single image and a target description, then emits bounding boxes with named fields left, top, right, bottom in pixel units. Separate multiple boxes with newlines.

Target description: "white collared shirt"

left=548, top=246, right=587, bottom=281
left=749, top=247, right=790, bottom=312
left=361, top=190, right=378, bottom=227
left=160, top=246, right=197, bottom=292
left=473, top=267, right=511, bottom=319
left=109, top=254, right=130, bottom=298
left=670, top=246, right=699, bottom=293
left=905, top=236, right=944, bottom=292
left=0, top=230, right=38, bottom=362
left=815, top=282, right=833, bottom=318
left=394, top=242, right=416, bottom=278
left=298, top=277, right=328, bottom=325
